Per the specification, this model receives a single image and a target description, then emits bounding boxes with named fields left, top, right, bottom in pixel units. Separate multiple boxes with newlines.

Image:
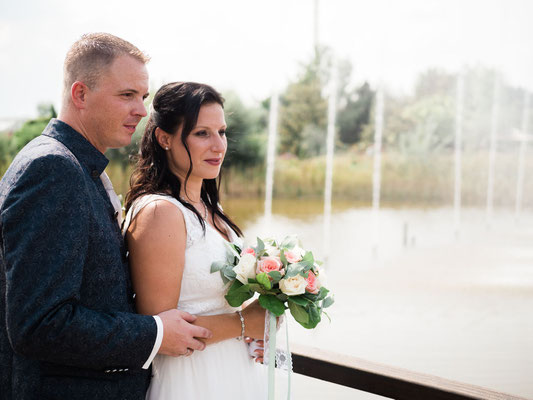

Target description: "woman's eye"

left=195, top=130, right=208, bottom=137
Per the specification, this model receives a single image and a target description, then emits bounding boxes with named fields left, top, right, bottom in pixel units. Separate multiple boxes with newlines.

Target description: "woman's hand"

left=245, top=337, right=264, bottom=363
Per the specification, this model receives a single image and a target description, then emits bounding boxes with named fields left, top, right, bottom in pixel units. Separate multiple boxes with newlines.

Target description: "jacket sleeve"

left=1, top=154, right=158, bottom=370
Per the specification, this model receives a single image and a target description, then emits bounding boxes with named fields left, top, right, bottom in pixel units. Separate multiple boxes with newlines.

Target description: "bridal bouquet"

left=210, top=235, right=334, bottom=329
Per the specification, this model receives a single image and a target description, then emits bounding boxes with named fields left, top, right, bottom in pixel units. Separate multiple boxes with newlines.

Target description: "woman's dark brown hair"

left=125, top=81, right=242, bottom=237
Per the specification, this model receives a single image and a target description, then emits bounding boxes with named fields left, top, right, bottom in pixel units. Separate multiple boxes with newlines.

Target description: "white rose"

left=279, top=274, right=307, bottom=296
left=315, top=266, right=328, bottom=288
left=233, top=253, right=257, bottom=284
left=264, top=245, right=280, bottom=257
left=293, top=245, right=306, bottom=256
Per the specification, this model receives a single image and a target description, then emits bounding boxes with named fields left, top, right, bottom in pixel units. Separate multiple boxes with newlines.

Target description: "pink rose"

left=305, top=271, right=320, bottom=294
left=256, top=256, right=284, bottom=275
left=284, top=249, right=302, bottom=264
left=242, top=247, right=256, bottom=257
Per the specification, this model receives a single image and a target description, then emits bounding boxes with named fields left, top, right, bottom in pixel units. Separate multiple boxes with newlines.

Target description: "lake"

left=224, top=198, right=533, bottom=399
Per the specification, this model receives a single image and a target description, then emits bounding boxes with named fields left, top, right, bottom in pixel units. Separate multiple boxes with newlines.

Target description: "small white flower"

left=279, top=274, right=307, bottom=296
left=264, top=245, right=280, bottom=257
left=233, top=253, right=257, bottom=284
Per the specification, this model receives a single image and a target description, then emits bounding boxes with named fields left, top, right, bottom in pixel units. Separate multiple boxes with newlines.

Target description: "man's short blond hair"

left=62, top=33, right=150, bottom=104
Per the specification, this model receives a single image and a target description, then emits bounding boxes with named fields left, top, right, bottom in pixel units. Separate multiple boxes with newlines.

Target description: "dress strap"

left=122, top=194, right=203, bottom=247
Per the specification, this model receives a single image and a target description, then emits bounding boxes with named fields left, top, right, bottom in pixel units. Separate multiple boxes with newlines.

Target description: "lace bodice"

left=123, top=194, right=242, bottom=316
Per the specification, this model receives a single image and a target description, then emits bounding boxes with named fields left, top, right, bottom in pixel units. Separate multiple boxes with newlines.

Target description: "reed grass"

left=2, top=150, right=531, bottom=209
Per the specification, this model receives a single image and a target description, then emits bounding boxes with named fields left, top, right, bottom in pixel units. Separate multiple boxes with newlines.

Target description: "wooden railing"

left=291, top=344, right=529, bottom=400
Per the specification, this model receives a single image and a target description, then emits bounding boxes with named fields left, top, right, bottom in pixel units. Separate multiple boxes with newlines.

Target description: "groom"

left=0, top=33, right=211, bottom=399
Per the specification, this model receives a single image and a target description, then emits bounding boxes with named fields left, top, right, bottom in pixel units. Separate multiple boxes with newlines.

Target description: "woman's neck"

left=178, top=177, right=203, bottom=204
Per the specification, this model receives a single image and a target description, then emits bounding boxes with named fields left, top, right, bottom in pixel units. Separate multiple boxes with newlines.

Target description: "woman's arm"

left=193, top=300, right=266, bottom=344
left=127, top=200, right=185, bottom=315
left=127, top=200, right=265, bottom=346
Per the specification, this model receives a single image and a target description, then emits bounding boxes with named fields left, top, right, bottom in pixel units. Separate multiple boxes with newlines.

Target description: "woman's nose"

left=211, top=134, right=226, bottom=153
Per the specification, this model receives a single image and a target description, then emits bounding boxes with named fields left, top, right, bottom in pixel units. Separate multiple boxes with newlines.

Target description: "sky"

left=1, top=0, right=533, bottom=120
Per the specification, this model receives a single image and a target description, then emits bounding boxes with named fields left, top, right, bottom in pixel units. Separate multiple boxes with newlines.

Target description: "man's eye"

left=122, top=93, right=133, bottom=98
left=219, top=130, right=226, bottom=136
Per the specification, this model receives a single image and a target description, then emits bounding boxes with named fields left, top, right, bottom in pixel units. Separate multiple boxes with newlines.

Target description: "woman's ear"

left=154, top=127, right=171, bottom=150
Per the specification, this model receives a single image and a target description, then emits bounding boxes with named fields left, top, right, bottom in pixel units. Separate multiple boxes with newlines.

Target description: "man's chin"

left=108, top=137, right=133, bottom=151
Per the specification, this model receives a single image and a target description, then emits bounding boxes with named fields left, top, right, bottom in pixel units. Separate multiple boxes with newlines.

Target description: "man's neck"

left=57, top=109, right=106, bottom=154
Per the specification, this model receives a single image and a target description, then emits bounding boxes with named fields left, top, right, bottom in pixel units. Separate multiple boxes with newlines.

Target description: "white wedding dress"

left=123, top=194, right=266, bottom=400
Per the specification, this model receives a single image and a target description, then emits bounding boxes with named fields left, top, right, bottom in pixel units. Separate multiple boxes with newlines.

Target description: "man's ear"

left=154, top=127, right=171, bottom=150
left=70, top=81, right=89, bottom=109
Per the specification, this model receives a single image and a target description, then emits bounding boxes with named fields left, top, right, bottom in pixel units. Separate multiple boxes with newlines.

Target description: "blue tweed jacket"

left=0, top=119, right=157, bottom=399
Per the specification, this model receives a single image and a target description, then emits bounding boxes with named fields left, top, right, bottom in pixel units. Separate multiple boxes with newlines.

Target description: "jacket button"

left=91, top=170, right=100, bottom=179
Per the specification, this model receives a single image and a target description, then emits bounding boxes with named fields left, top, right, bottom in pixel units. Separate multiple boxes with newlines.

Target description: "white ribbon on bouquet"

left=263, top=311, right=292, bottom=400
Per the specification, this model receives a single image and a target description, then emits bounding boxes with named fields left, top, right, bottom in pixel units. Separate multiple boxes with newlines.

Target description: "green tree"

left=11, top=103, right=57, bottom=154
left=337, top=82, right=374, bottom=146
left=223, top=91, right=266, bottom=168
left=278, top=49, right=328, bottom=158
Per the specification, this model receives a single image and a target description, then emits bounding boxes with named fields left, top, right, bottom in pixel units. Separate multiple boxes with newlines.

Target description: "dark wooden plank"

left=290, top=344, right=529, bottom=400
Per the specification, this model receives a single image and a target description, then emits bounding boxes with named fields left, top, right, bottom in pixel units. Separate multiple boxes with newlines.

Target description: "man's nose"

left=134, top=98, right=147, bottom=117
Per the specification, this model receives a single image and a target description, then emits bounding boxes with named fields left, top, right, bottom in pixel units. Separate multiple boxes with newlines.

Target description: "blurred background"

left=2, top=0, right=532, bottom=398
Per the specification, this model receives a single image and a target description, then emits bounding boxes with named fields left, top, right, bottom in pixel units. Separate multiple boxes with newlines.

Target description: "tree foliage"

left=11, top=103, right=57, bottom=154
left=337, top=82, right=374, bottom=146
left=223, top=91, right=267, bottom=168
left=278, top=49, right=328, bottom=158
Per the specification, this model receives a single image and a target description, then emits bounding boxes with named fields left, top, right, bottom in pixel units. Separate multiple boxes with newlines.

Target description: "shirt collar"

left=42, top=118, right=109, bottom=177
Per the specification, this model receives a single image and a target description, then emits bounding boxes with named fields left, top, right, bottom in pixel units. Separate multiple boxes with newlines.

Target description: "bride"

left=123, top=82, right=267, bottom=399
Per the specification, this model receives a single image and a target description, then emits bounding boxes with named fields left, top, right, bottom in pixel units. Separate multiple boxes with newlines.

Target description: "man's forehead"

left=100, top=55, right=149, bottom=92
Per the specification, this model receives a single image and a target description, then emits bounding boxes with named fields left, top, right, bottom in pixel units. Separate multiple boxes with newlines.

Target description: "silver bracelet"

left=236, top=310, right=245, bottom=340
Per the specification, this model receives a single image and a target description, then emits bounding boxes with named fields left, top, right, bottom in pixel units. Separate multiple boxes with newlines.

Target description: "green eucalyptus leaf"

left=258, top=294, right=286, bottom=317
left=301, top=251, right=315, bottom=268
left=279, top=251, right=289, bottom=268
left=256, top=237, right=265, bottom=254
left=219, top=272, right=230, bottom=285
left=322, top=310, right=331, bottom=323
left=225, top=242, right=240, bottom=261
left=280, top=235, right=298, bottom=249
left=222, top=266, right=237, bottom=281
left=287, top=264, right=306, bottom=278
left=268, top=271, right=282, bottom=282
left=322, top=296, right=335, bottom=308
left=210, top=261, right=226, bottom=273
left=317, top=287, right=329, bottom=301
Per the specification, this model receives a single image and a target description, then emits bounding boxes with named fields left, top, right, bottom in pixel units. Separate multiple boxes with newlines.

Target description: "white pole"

left=323, top=59, right=337, bottom=265
left=453, top=72, right=465, bottom=239
left=264, top=93, right=279, bottom=228
left=515, top=91, right=530, bottom=223
left=372, top=86, right=384, bottom=257
left=486, top=75, right=500, bottom=228
left=313, top=0, right=319, bottom=52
